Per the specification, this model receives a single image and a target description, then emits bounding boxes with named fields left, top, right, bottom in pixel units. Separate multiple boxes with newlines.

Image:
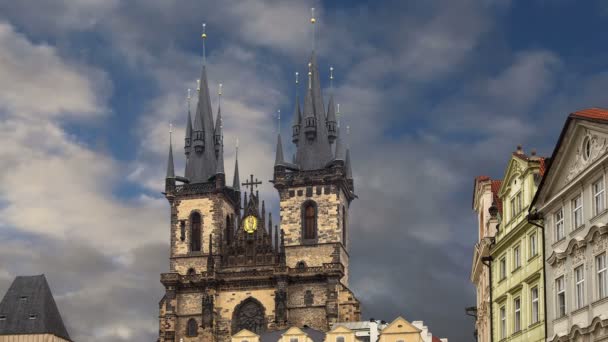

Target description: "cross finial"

left=242, top=174, right=263, bottom=194
left=187, top=88, right=191, bottom=111
left=201, top=23, right=207, bottom=64
left=330, top=66, right=334, bottom=89
left=310, top=7, right=316, bottom=51
left=218, top=83, right=223, bottom=107
left=295, top=71, right=299, bottom=85
left=308, top=62, right=312, bottom=90
left=277, top=109, right=281, bottom=134
left=197, top=79, right=201, bottom=93
left=169, top=123, right=173, bottom=144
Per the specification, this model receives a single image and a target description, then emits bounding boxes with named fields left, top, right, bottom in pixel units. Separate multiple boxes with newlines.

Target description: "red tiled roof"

left=570, top=107, right=608, bottom=121
left=432, top=337, right=442, bottom=342
left=539, top=157, right=547, bottom=176
left=491, top=180, right=503, bottom=213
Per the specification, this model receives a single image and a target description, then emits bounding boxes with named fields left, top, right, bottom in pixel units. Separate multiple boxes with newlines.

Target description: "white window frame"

left=500, top=256, right=507, bottom=280
left=575, top=265, right=585, bottom=309
left=594, top=178, right=605, bottom=215
left=572, top=194, right=583, bottom=229
left=529, top=232, right=537, bottom=258
left=514, top=297, right=521, bottom=332
left=556, top=276, right=566, bottom=318
left=555, top=208, right=564, bottom=241
left=513, top=244, right=521, bottom=270
left=500, top=305, right=506, bottom=339
left=597, top=253, right=607, bottom=300
left=531, top=286, right=539, bottom=324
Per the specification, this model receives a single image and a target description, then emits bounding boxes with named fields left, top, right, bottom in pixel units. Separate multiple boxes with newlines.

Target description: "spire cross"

left=330, top=66, right=334, bottom=89
left=218, top=83, right=223, bottom=107
left=308, top=63, right=312, bottom=90
left=277, top=109, right=281, bottom=134
left=310, top=7, right=316, bottom=51
left=242, top=174, right=262, bottom=194
left=169, top=123, right=173, bottom=144
left=197, top=79, right=201, bottom=93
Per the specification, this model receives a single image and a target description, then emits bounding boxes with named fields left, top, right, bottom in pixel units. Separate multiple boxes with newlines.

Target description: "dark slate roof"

left=166, top=139, right=175, bottom=178
left=0, top=275, right=71, bottom=341
left=259, top=327, right=326, bottom=342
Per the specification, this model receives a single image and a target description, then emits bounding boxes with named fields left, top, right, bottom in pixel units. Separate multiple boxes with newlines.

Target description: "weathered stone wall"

left=279, top=185, right=349, bottom=246
left=287, top=283, right=327, bottom=307
left=287, top=307, right=328, bottom=331
left=338, top=286, right=361, bottom=322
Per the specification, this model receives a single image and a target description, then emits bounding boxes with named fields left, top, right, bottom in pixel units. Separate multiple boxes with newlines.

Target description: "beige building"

left=0, top=275, right=71, bottom=342
left=530, top=108, right=608, bottom=341
left=471, top=176, right=502, bottom=342
left=229, top=317, right=443, bottom=342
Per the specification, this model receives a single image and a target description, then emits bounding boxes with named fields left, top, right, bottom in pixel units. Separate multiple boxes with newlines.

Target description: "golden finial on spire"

left=277, top=109, right=281, bottom=133
left=201, top=23, right=207, bottom=64
left=310, top=8, right=316, bottom=50
left=218, top=83, right=223, bottom=96
left=197, top=79, right=201, bottom=92
left=218, top=83, right=223, bottom=107
left=295, top=71, right=299, bottom=85
left=330, top=66, right=334, bottom=89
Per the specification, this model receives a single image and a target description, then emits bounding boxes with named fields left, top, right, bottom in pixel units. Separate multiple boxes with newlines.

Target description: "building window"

left=302, top=201, right=317, bottom=240
left=500, top=306, right=506, bottom=339
left=337, top=337, right=345, bottom=342
left=529, top=232, right=537, bottom=257
left=187, top=318, right=198, bottom=337
left=513, top=297, right=521, bottom=333
left=510, top=192, right=522, bottom=219
left=499, top=257, right=507, bottom=280
left=290, top=338, right=298, bottom=342
left=572, top=194, right=583, bottom=229
left=304, top=290, right=314, bottom=306
left=556, top=276, right=566, bottom=317
left=594, top=178, right=605, bottom=215
left=190, top=212, right=202, bottom=252
left=598, top=253, right=607, bottom=300
left=555, top=208, right=564, bottom=241
left=513, top=245, right=521, bottom=270
left=531, top=286, right=539, bottom=324
left=575, top=265, right=585, bottom=309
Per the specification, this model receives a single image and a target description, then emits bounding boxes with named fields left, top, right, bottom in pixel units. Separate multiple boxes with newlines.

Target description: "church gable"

left=381, top=317, right=421, bottom=334
left=498, top=156, right=528, bottom=199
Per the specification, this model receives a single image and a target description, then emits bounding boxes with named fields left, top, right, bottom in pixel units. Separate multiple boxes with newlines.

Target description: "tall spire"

left=214, top=83, right=223, bottom=157
left=233, top=139, right=240, bottom=191
left=326, top=67, right=337, bottom=144
left=292, top=72, right=302, bottom=146
left=184, top=89, right=193, bottom=179
left=275, top=132, right=284, bottom=166
left=166, top=124, right=175, bottom=178
left=189, top=24, right=218, bottom=183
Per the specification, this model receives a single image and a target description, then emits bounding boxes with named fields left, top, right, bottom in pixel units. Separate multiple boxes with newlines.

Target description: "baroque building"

left=530, top=108, right=608, bottom=342
left=157, top=19, right=360, bottom=342
left=489, top=147, right=546, bottom=342
left=471, top=176, right=502, bottom=342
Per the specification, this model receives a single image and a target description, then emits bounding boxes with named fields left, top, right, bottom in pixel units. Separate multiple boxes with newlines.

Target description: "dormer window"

left=583, top=136, right=592, bottom=160
left=20, top=296, right=27, bottom=301
left=28, top=314, right=37, bottom=320
left=0, top=315, right=6, bottom=321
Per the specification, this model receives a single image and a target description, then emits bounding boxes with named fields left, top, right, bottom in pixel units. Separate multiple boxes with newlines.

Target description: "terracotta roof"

left=432, top=336, right=442, bottom=342
left=539, top=157, right=547, bottom=176
left=491, top=180, right=503, bottom=214
left=570, top=107, right=608, bottom=121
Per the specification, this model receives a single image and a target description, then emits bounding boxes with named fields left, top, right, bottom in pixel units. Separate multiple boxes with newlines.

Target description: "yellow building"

left=490, top=147, right=545, bottom=342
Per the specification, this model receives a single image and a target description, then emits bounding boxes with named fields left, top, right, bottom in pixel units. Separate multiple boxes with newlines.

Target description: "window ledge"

left=571, top=305, right=588, bottom=315
left=592, top=296, right=608, bottom=307
left=552, top=238, right=566, bottom=248
left=512, top=266, right=522, bottom=274
left=498, top=277, right=506, bottom=284
left=528, top=321, right=542, bottom=329
left=590, top=209, right=608, bottom=223
left=511, top=329, right=522, bottom=337
left=569, top=224, right=586, bottom=237
left=553, top=315, right=568, bottom=324
left=527, top=253, right=540, bottom=262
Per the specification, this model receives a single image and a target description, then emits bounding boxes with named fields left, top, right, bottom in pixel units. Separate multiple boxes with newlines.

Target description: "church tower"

left=158, top=17, right=359, bottom=342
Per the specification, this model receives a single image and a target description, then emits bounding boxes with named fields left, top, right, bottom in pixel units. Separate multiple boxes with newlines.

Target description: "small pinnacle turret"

left=326, top=95, right=337, bottom=144
left=166, top=133, right=175, bottom=179
left=233, top=144, right=240, bottom=191
left=274, top=133, right=285, bottom=166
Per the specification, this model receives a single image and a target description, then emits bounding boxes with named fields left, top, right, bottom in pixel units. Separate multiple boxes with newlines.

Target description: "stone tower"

left=158, top=23, right=359, bottom=342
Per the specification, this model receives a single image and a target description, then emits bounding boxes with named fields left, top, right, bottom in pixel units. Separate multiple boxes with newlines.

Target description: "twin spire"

left=166, top=24, right=239, bottom=189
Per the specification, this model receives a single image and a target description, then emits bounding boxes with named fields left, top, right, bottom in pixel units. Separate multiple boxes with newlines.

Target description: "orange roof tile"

left=491, top=180, right=503, bottom=213
left=570, top=107, right=608, bottom=121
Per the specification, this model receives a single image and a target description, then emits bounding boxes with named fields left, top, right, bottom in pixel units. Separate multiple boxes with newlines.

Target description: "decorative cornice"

left=566, top=129, right=608, bottom=182
left=547, top=225, right=608, bottom=266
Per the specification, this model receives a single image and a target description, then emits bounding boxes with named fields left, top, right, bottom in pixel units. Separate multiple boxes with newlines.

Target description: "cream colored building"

left=530, top=108, right=608, bottom=341
left=471, top=176, right=502, bottom=342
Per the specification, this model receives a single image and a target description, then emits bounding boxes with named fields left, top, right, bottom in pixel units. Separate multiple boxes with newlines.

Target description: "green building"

left=491, top=147, right=546, bottom=342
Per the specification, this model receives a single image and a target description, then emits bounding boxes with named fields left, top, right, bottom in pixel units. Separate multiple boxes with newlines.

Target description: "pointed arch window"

left=302, top=201, right=317, bottom=241
left=190, top=212, right=202, bottom=252
left=186, top=318, right=198, bottom=337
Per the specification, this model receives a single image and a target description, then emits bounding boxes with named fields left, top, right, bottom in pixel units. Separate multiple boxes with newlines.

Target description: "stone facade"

left=530, top=109, right=608, bottom=342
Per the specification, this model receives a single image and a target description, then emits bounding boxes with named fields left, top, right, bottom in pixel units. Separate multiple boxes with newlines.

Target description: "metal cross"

left=242, top=174, right=262, bottom=194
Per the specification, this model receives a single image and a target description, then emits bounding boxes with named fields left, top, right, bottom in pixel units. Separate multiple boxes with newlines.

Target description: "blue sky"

left=1, top=1, right=608, bottom=341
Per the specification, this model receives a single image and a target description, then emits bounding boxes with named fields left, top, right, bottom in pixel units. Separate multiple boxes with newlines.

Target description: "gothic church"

left=158, top=19, right=359, bottom=342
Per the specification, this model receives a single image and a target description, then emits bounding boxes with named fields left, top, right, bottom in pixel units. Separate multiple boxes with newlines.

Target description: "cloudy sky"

left=1, top=1, right=608, bottom=341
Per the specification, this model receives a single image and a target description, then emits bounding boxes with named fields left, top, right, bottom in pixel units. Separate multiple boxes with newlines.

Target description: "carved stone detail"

left=232, top=298, right=267, bottom=335
left=274, top=289, right=287, bottom=324
left=566, top=130, right=608, bottom=182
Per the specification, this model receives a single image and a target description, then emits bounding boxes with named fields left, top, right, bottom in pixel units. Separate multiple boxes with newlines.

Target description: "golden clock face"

left=243, top=215, right=258, bottom=234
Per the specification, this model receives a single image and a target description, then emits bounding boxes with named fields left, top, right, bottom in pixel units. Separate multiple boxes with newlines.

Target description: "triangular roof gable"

left=533, top=113, right=608, bottom=207
left=381, top=316, right=421, bottom=334
left=327, top=325, right=353, bottom=334
left=282, top=326, right=306, bottom=336
left=498, top=155, right=528, bottom=199
left=233, top=329, right=259, bottom=338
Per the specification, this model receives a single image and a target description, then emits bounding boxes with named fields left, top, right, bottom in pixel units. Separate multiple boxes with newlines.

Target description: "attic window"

left=0, top=315, right=6, bottom=320
left=20, top=296, right=27, bottom=301
left=28, top=314, right=37, bottom=320
left=397, top=325, right=403, bottom=328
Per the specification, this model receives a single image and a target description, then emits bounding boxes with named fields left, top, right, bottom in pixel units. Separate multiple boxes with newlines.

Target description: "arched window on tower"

left=186, top=318, right=198, bottom=337
left=302, top=201, right=317, bottom=241
left=190, top=212, right=202, bottom=252
left=225, top=215, right=232, bottom=244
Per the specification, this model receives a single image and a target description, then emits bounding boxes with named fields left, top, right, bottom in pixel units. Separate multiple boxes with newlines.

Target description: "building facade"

left=490, top=147, right=546, bottom=342
left=530, top=108, right=608, bottom=342
left=157, top=22, right=360, bottom=342
left=471, top=176, right=502, bottom=342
